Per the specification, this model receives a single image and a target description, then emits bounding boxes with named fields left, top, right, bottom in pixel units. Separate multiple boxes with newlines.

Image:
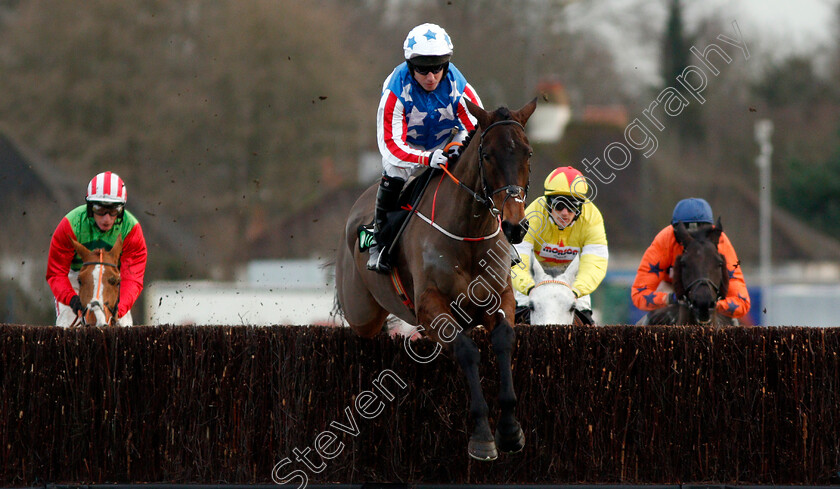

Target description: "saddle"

left=358, top=168, right=438, bottom=253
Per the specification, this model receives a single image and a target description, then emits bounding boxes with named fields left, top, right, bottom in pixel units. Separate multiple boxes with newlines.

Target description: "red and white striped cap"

left=86, top=171, right=127, bottom=204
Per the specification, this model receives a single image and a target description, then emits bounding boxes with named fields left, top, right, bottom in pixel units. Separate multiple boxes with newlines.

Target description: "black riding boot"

left=367, top=174, right=405, bottom=273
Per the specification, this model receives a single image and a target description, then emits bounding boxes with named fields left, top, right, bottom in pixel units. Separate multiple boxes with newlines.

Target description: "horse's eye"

left=528, top=151, right=533, bottom=157
left=109, top=276, right=120, bottom=286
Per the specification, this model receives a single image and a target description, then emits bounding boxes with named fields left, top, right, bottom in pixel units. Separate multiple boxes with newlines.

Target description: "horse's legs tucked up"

left=490, top=320, right=525, bottom=453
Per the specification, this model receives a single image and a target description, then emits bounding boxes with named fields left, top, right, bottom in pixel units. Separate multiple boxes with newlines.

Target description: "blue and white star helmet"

left=403, top=23, right=453, bottom=64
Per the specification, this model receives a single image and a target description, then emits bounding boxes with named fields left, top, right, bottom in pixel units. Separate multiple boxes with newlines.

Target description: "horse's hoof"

left=468, top=438, right=498, bottom=461
left=495, top=424, right=525, bottom=454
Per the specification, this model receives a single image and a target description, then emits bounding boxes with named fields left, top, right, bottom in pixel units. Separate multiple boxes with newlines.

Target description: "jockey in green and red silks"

left=46, top=171, right=148, bottom=327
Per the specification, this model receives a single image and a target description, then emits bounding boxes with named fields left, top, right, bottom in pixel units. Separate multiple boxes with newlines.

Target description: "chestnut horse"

left=336, top=99, right=536, bottom=461
left=72, top=235, right=122, bottom=327
left=647, top=220, right=734, bottom=326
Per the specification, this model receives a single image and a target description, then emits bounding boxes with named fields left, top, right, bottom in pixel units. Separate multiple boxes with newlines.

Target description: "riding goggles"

left=92, top=203, right=124, bottom=217
left=411, top=62, right=447, bottom=75
left=546, top=195, right=583, bottom=213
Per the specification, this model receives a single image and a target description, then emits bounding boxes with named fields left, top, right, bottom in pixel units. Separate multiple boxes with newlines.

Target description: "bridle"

left=679, top=273, right=724, bottom=320
left=78, top=249, right=120, bottom=327
left=440, top=119, right=529, bottom=219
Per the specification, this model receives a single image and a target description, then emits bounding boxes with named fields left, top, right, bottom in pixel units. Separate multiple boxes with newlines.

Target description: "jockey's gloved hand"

left=69, top=295, right=83, bottom=315
left=429, top=149, right=448, bottom=169
left=446, top=144, right=462, bottom=160
left=667, top=293, right=677, bottom=305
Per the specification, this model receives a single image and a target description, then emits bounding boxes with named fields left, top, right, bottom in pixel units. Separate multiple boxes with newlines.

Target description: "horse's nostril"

left=502, top=221, right=526, bottom=245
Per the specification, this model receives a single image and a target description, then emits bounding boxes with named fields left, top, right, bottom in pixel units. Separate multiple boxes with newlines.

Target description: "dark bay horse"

left=72, top=235, right=122, bottom=327
left=336, top=99, right=537, bottom=461
left=647, top=220, right=734, bottom=326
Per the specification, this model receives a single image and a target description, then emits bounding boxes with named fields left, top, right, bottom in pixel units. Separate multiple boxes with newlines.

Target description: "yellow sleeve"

left=511, top=242, right=534, bottom=295
left=571, top=204, right=609, bottom=297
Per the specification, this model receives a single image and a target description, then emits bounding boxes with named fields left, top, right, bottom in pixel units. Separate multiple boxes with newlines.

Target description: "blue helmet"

left=671, top=198, right=713, bottom=225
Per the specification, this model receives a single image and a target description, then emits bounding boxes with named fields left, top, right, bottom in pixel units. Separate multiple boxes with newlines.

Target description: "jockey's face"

left=551, top=207, right=576, bottom=229
left=93, top=210, right=117, bottom=232
left=413, top=66, right=445, bottom=92
left=91, top=202, right=122, bottom=232
left=546, top=195, right=581, bottom=230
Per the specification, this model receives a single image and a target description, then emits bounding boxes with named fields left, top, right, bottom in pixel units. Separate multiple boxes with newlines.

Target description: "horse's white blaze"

left=92, top=305, right=108, bottom=327
left=87, top=264, right=109, bottom=327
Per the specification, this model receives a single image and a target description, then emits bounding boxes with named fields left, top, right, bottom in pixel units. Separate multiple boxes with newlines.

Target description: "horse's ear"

left=71, top=239, right=90, bottom=258
left=563, top=254, right=581, bottom=282
left=708, top=226, right=722, bottom=246
left=110, top=234, right=124, bottom=258
left=706, top=217, right=723, bottom=245
left=531, top=255, right=549, bottom=283
left=513, top=97, right=538, bottom=125
left=465, top=99, right=491, bottom=131
left=673, top=221, right=693, bottom=247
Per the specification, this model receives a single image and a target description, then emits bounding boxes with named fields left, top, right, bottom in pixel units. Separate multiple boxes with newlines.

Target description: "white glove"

left=429, top=149, right=448, bottom=169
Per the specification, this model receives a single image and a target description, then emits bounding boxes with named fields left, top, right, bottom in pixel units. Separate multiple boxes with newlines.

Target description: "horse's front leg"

left=417, top=289, right=497, bottom=461
left=485, top=289, right=525, bottom=454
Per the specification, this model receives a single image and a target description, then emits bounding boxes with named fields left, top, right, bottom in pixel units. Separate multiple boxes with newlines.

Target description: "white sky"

left=567, top=0, right=838, bottom=85
left=692, top=0, right=836, bottom=54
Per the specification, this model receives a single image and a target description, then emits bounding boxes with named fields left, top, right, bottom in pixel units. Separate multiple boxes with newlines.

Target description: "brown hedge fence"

left=1, top=324, right=839, bottom=486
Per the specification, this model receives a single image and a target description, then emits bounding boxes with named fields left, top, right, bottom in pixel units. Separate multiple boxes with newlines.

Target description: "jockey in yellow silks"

left=511, top=166, right=609, bottom=325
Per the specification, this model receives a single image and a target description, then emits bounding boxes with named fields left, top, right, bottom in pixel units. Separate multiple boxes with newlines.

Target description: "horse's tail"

left=330, top=291, right=345, bottom=324
left=321, top=256, right=345, bottom=323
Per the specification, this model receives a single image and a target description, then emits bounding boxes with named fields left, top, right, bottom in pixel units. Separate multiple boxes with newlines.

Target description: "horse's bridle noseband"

left=460, top=119, right=530, bottom=218
left=680, top=277, right=722, bottom=315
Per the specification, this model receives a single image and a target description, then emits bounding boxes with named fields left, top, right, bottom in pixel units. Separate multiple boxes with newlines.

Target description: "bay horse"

left=71, top=235, right=122, bottom=327
left=336, top=99, right=537, bottom=461
left=646, top=220, right=734, bottom=326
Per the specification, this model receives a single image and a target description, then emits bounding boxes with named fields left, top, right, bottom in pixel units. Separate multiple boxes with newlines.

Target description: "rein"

left=438, top=119, right=528, bottom=218
left=412, top=210, right=501, bottom=241
left=533, top=279, right=571, bottom=290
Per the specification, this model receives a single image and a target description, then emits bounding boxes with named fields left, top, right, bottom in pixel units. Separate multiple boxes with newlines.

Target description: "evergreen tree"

left=661, top=0, right=703, bottom=142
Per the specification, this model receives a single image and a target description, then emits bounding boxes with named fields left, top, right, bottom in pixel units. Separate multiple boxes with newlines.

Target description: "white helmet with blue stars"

left=403, top=23, right=453, bottom=65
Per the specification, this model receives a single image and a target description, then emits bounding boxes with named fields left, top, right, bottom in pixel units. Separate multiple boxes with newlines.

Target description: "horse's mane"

left=494, top=106, right=513, bottom=120
left=447, top=106, right=515, bottom=165
left=446, top=128, right=477, bottom=169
